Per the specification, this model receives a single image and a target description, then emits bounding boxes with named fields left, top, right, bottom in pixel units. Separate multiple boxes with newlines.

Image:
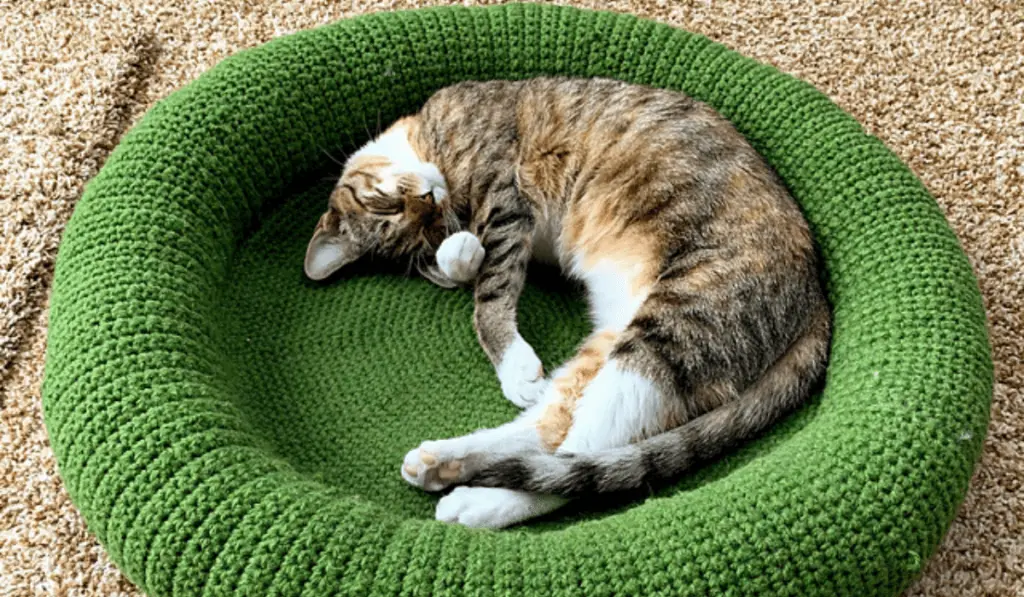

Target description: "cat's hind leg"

left=401, top=327, right=620, bottom=491
left=401, top=398, right=548, bottom=492
left=556, top=357, right=677, bottom=454
left=434, top=486, right=567, bottom=529
left=405, top=330, right=622, bottom=528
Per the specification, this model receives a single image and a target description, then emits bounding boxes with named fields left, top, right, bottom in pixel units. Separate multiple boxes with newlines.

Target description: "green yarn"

left=43, top=4, right=992, bottom=596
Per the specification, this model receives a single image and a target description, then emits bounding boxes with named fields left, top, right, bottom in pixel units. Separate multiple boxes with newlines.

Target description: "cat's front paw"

left=497, top=335, right=547, bottom=408
left=436, top=231, right=485, bottom=284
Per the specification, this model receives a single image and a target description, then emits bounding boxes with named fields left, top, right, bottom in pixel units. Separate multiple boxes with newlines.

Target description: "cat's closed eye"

left=345, top=183, right=404, bottom=216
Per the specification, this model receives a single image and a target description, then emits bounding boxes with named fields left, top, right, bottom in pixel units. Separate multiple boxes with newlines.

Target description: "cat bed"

left=43, top=4, right=992, bottom=596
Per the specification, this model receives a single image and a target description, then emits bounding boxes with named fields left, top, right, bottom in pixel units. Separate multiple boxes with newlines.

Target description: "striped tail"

left=465, top=307, right=831, bottom=497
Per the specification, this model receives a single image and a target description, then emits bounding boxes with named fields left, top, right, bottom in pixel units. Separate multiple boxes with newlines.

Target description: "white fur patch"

left=496, top=334, right=546, bottom=407
left=558, top=360, right=664, bottom=452
left=570, top=256, right=651, bottom=330
left=435, top=486, right=567, bottom=529
left=436, top=231, right=485, bottom=283
left=352, top=124, right=448, bottom=201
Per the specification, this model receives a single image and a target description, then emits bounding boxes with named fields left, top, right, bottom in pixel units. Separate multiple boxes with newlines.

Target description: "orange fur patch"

left=563, top=196, right=662, bottom=294
left=347, top=154, right=390, bottom=172
left=536, top=330, right=619, bottom=450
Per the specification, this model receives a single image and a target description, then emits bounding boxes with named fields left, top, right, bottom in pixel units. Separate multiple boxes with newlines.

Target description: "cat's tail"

left=464, top=306, right=831, bottom=497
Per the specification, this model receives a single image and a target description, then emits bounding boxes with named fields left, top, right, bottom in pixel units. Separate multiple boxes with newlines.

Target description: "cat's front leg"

left=493, top=336, right=546, bottom=408
left=473, top=182, right=546, bottom=408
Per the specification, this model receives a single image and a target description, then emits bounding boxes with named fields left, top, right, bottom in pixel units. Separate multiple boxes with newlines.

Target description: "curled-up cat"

left=305, top=77, right=831, bottom=529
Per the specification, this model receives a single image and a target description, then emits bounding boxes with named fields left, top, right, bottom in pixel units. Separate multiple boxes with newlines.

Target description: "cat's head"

left=305, top=118, right=452, bottom=281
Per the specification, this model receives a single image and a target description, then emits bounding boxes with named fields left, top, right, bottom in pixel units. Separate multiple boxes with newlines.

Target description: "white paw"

left=400, top=440, right=467, bottom=492
left=436, top=486, right=566, bottom=529
left=497, top=335, right=546, bottom=408
left=436, top=231, right=485, bottom=284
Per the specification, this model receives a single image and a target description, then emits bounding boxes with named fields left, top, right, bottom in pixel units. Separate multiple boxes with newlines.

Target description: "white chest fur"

left=528, top=209, right=649, bottom=331
left=570, top=256, right=651, bottom=331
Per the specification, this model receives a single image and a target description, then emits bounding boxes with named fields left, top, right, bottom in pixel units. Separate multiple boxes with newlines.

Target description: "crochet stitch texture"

left=43, top=4, right=992, bottom=596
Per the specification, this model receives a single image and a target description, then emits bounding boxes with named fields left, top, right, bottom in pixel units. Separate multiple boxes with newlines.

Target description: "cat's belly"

left=531, top=209, right=562, bottom=266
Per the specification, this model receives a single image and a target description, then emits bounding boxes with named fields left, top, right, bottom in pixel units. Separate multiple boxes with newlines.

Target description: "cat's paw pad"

left=497, top=335, right=546, bottom=408
left=401, top=441, right=465, bottom=492
left=435, top=486, right=535, bottom=529
left=436, top=231, right=485, bottom=284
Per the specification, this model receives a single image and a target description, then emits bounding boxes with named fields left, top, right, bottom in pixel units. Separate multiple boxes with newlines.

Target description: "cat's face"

left=304, top=120, right=450, bottom=281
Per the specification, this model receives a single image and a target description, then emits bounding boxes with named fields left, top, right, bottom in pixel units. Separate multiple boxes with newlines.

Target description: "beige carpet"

left=1, top=1, right=1020, bottom=595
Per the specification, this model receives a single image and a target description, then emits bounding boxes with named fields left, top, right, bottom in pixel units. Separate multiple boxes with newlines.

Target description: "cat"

left=305, top=77, right=831, bottom=529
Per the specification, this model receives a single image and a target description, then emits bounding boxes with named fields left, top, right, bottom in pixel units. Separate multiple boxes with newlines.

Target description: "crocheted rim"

left=44, top=4, right=992, bottom=596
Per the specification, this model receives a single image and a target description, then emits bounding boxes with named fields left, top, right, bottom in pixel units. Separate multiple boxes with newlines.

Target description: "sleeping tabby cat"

left=305, top=77, right=830, bottom=529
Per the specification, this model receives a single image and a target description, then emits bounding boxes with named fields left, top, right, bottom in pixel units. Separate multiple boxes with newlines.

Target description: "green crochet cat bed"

left=43, top=4, right=992, bottom=596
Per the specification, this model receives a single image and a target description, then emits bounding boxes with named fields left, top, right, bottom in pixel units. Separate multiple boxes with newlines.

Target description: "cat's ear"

left=416, top=260, right=458, bottom=289
left=304, top=232, right=364, bottom=280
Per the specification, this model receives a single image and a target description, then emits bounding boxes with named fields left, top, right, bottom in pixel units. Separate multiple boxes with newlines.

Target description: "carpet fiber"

left=1, top=1, right=1020, bottom=595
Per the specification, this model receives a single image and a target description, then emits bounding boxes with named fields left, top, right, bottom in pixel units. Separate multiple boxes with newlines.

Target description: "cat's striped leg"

left=402, top=327, right=619, bottom=490
left=401, top=397, right=550, bottom=492
left=471, top=182, right=545, bottom=408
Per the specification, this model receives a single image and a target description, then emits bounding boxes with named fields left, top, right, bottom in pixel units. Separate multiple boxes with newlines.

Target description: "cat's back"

left=510, top=77, right=806, bottom=230
left=421, top=77, right=811, bottom=261
left=510, top=78, right=818, bottom=304
left=420, top=79, right=525, bottom=136
left=513, top=77, right=722, bottom=153
left=511, top=78, right=768, bottom=203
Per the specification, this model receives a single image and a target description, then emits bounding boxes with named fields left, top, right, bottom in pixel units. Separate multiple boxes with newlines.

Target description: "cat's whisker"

left=360, top=110, right=375, bottom=144
left=339, top=123, right=361, bottom=152
left=318, top=145, right=346, bottom=168
left=406, top=253, right=421, bottom=277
